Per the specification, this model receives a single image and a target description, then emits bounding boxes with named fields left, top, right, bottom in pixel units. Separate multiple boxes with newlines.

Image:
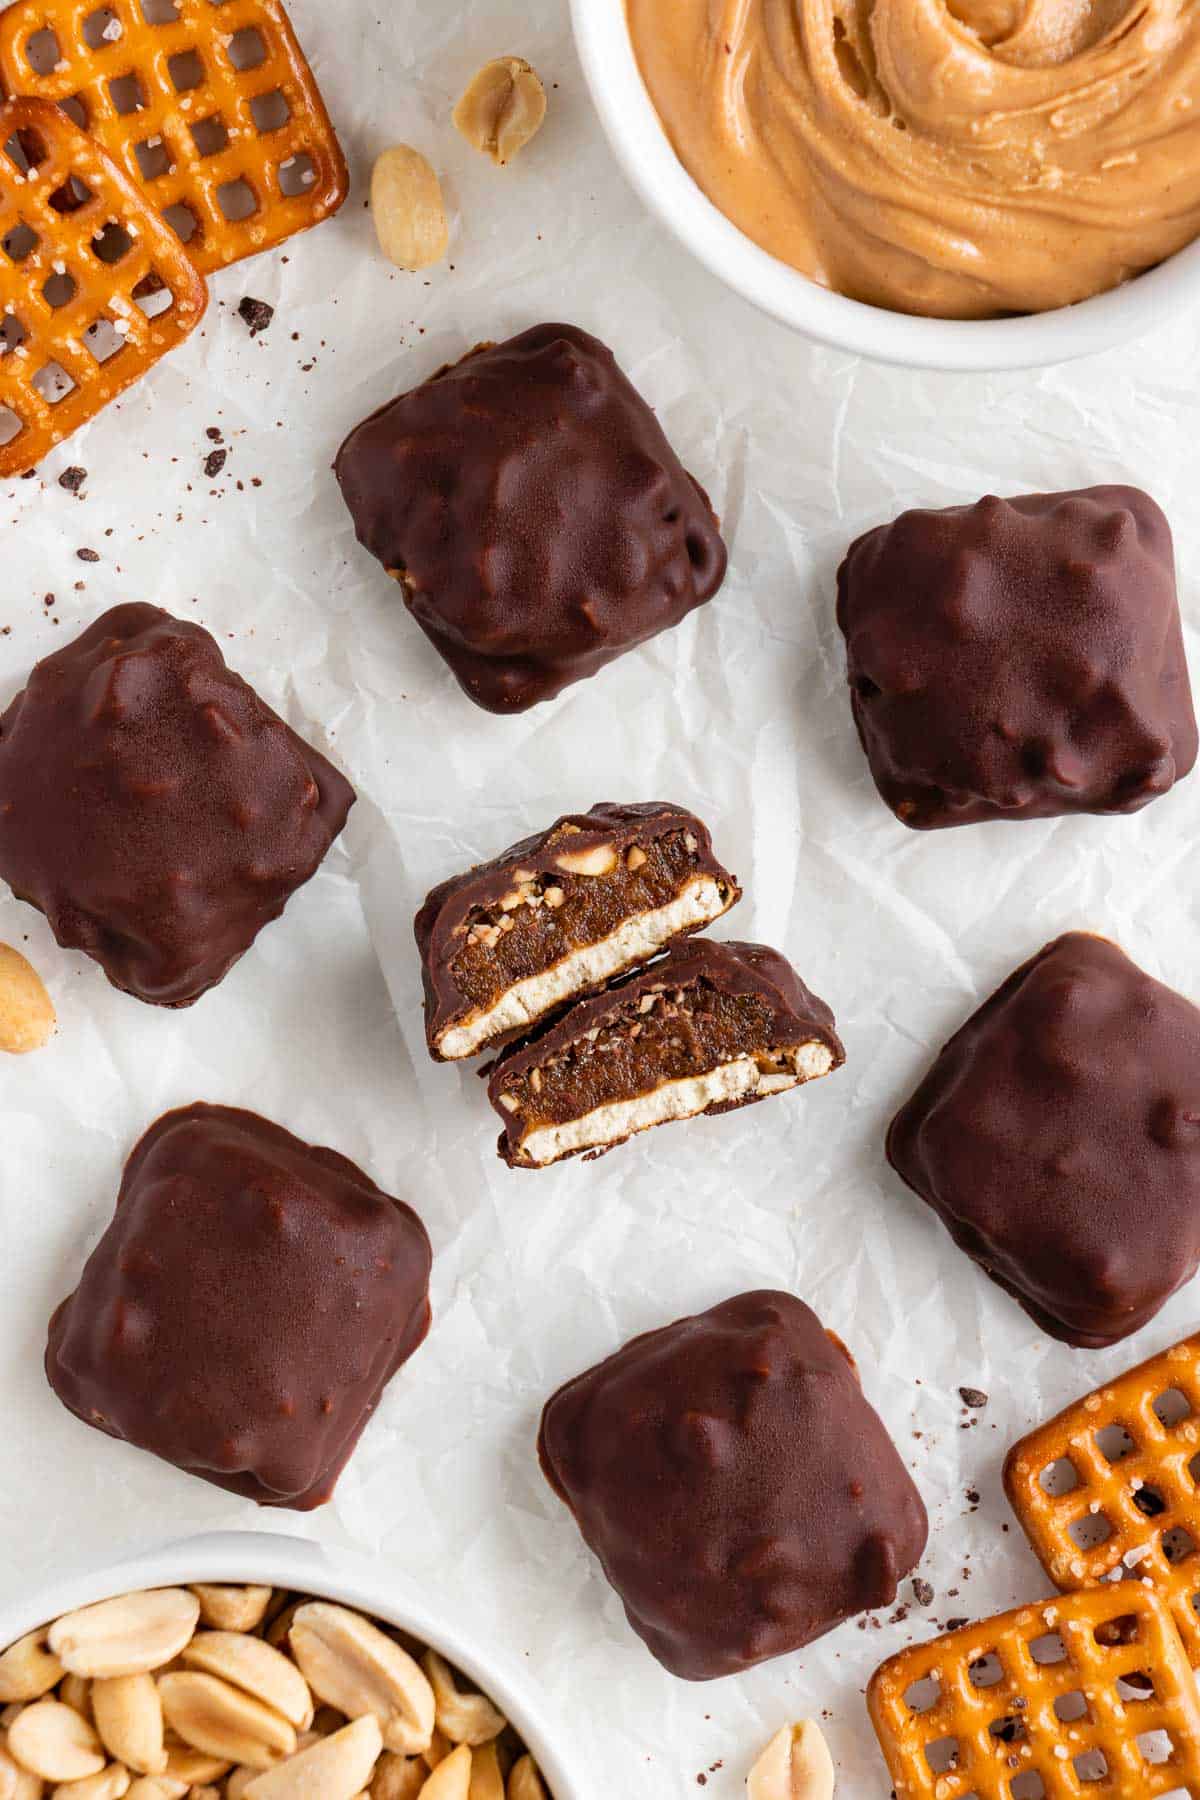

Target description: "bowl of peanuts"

left=0, top=1532, right=583, bottom=1800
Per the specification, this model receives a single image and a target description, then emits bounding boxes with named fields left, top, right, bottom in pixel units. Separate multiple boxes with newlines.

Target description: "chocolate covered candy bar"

left=416, top=802, right=741, bottom=1061
left=0, top=603, right=355, bottom=1007
left=335, top=324, right=728, bottom=713
left=46, top=1104, right=433, bottom=1509
left=539, top=1290, right=928, bottom=1679
left=837, top=487, right=1197, bottom=828
left=889, top=932, right=1200, bottom=1348
left=488, top=938, right=844, bottom=1168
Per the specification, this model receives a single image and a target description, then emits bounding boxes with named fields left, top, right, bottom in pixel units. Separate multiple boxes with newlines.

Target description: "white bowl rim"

left=0, top=1529, right=587, bottom=1800
left=570, top=0, right=1200, bottom=373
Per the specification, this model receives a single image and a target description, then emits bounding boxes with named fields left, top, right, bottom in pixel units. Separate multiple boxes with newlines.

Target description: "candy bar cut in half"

left=488, top=938, right=844, bottom=1169
left=417, top=803, right=741, bottom=1062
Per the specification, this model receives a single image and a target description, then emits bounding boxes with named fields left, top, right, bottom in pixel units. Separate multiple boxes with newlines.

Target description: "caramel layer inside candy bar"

left=437, top=828, right=735, bottom=1058
left=496, top=980, right=834, bottom=1167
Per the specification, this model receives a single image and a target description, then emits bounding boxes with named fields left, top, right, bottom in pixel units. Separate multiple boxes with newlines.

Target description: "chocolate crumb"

left=912, top=1577, right=934, bottom=1607
left=76, top=548, right=100, bottom=563
left=945, top=1617, right=969, bottom=1631
left=959, top=1387, right=989, bottom=1409
left=238, top=296, right=274, bottom=336
left=58, top=466, right=87, bottom=494
left=206, top=427, right=223, bottom=442
left=204, top=449, right=227, bottom=479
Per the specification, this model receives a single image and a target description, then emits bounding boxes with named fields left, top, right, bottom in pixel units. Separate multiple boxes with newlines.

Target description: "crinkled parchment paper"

left=3, top=2, right=1200, bottom=1794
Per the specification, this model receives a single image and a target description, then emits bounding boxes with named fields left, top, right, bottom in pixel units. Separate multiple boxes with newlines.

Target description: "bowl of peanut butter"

left=573, top=0, right=1200, bottom=370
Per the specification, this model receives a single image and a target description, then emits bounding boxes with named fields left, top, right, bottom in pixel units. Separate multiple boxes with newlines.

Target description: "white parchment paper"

left=3, top=2, right=1200, bottom=1793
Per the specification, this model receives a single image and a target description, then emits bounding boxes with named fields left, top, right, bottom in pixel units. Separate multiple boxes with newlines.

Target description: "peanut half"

left=157, top=1674, right=295, bottom=1771
left=747, top=1722, right=836, bottom=1800
left=418, top=1744, right=470, bottom=1800
left=0, top=1630, right=63, bottom=1704
left=7, top=1699, right=104, bottom=1782
left=507, top=1757, right=547, bottom=1800
left=49, top=1592, right=200, bottom=1680
left=371, top=148, right=448, bottom=272
left=181, top=1635, right=312, bottom=1733
left=420, top=1656, right=504, bottom=1749
left=289, top=1605, right=434, bottom=1756
left=453, top=59, right=546, bottom=166
left=189, top=1591, right=273, bottom=1637
left=91, top=1674, right=165, bottom=1776
left=242, top=1714, right=383, bottom=1800
left=0, top=944, right=55, bottom=1055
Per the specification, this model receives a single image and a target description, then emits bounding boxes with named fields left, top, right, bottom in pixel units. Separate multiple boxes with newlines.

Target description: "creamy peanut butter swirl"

left=625, top=0, right=1200, bottom=316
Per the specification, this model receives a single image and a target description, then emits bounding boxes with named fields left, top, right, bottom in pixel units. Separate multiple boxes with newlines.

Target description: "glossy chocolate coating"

left=488, top=938, right=845, bottom=1167
left=837, top=487, right=1197, bottom=828
left=889, top=934, right=1200, bottom=1348
left=538, top=1290, right=928, bottom=1680
left=416, top=801, right=740, bottom=1058
left=334, top=324, right=727, bottom=714
left=0, top=604, right=355, bottom=1006
left=46, top=1104, right=432, bottom=1509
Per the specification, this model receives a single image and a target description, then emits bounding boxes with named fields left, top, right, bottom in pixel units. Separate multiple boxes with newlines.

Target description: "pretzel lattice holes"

left=1005, top=1333, right=1200, bottom=1669
left=868, top=1582, right=1200, bottom=1799
left=0, top=95, right=205, bottom=473
left=0, top=0, right=348, bottom=272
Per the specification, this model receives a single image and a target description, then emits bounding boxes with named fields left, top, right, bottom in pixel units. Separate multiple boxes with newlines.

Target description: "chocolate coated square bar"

left=416, top=802, right=741, bottom=1060
left=489, top=938, right=844, bottom=1168
left=539, top=1290, right=928, bottom=1679
left=889, top=933, right=1200, bottom=1348
left=837, top=487, right=1197, bottom=828
left=0, top=603, right=355, bottom=1006
left=46, top=1104, right=433, bottom=1509
left=334, top=324, right=727, bottom=713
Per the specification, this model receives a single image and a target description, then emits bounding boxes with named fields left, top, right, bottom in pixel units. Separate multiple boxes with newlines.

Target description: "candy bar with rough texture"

left=488, top=938, right=844, bottom=1168
left=837, top=487, right=1197, bottom=829
left=334, top=324, right=728, bottom=713
left=46, top=1104, right=432, bottom=1510
left=539, top=1290, right=928, bottom=1680
left=889, top=932, right=1200, bottom=1348
left=0, top=603, right=354, bottom=1007
left=416, top=802, right=741, bottom=1061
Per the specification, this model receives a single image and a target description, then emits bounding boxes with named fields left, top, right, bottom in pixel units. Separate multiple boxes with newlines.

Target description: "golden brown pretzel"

left=1005, top=1331, right=1200, bottom=1666
left=868, top=1582, right=1200, bottom=1798
left=0, top=94, right=205, bottom=473
left=0, top=0, right=347, bottom=271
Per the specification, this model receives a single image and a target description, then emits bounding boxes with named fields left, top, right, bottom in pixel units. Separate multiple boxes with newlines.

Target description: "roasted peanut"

left=746, top=1722, right=835, bottom=1800
left=421, top=1655, right=505, bottom=1749
left=0, top=945, right=55, bottom=1055
left=289, top=1605, right=433, bottom=1756
left=371, top=148, right=448, bottom=272
left=49, top=1592, right=200, bottom=1680
left=188, top=1590, right=273, bottom=1636
left=91, top=1675, right=165, bottom=1776
left=453, top=59, right=546, bottom=166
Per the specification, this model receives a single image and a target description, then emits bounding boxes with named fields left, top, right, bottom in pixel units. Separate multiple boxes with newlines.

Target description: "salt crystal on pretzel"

left=0, top=94, right=205, bottom=475
left=868, top=1582, right=1200, bottom=1798
left=1006, top=1331, right=1200, bottom=1669
left=0, top=0, right=347, bottom=272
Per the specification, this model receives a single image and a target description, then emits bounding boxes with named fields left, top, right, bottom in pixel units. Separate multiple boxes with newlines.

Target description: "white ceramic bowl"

left=0, top=1530, right=586, bottom=1800
left=570, top=0, right=1200, bottom=372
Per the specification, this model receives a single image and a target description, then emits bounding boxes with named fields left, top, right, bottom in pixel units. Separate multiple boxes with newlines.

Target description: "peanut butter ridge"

left=625, top=0, right=1200, bottom=317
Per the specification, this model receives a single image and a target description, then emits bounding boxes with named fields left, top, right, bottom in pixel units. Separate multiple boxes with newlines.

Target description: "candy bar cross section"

left=837, top=487, right=1197, bottom=828
left=539, top=1290, right=928, bottom=1680
left=888, top=932, right=1200, bottom=1348
left=0, top=602, right=355, bottom=1007
left=488, top=938, right=844, bottom=1168
left=46, top=1103, right=433, bottom=1510
left=335, top=323, right=728, bottom=714
left=416, top=802, right=741, bottom=1061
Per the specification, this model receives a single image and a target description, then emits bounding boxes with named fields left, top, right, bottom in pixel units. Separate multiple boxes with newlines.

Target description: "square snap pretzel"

left=0, top=0, right=348, bottom=272
left=868, top=1581, right=1200, bottom=1798
left=0, top=94, right=205, bottom=474
left=1005, top=1331, right=1200, bottom=1666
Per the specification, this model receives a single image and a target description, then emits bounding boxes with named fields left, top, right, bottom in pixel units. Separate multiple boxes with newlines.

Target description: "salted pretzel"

left=868, top=1582, right=1200, bottom=1798
left=1005, top=1331, right=1200, bottom=1667
left=0, top=0, right=348, bottom=272
left=0, top=94, right=205, bottom=474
